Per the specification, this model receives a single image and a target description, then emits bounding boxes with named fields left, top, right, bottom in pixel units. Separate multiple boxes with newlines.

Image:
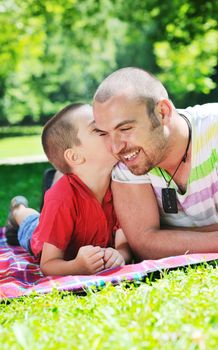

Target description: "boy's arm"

left=40, top=242, right=105, bottom=276
left=103, top=229, right=132, bottom=268
left=115, top=228, right=133, bottom=264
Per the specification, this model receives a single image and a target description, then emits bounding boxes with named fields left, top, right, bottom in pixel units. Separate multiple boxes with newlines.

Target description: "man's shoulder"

left=178, top=103, right=218, bottom=121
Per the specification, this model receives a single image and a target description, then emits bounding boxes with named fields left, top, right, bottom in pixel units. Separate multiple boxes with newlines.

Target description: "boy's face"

left=76, top=106, right=117, bottom=168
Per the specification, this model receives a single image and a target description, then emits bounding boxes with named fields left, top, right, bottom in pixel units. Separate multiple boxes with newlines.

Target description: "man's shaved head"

left=94, top=67, right=168, bottom=105
left=94, top=67, right=169, bottom=129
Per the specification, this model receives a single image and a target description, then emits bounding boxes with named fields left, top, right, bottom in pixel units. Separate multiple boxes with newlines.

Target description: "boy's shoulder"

left=44, top=173, right=75, bottom=202
left=44, top=173, right=90, bottom=203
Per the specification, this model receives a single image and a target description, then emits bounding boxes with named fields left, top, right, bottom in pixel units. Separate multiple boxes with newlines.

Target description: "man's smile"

left=118, top=148, right=141, bottom=163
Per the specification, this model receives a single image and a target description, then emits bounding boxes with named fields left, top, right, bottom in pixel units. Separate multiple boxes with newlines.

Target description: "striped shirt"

left=112, top=103, right=218, bottom=228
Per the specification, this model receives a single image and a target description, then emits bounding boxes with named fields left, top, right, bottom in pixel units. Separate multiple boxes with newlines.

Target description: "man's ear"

left=156, top=99, right=172, bottom=125
left=64, top=148, right=85, bottom=167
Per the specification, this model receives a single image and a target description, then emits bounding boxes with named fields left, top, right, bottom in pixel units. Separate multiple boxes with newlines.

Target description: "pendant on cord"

left=159, top=113, right=191, bottom=214
left=162, top=188, right=178, bottom=213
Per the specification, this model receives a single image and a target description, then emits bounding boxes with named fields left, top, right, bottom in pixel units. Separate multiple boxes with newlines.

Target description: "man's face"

left=76, top=106, right=117, bottom=168
left=93, top=95, right=169, bottom=175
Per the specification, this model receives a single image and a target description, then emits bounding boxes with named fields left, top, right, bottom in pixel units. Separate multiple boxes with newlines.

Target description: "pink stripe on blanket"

left=0, top=226, right=218, bottom=299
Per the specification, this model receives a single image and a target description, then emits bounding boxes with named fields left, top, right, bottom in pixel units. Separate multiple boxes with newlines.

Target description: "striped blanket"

left=0, top=226, right=218, bottom=299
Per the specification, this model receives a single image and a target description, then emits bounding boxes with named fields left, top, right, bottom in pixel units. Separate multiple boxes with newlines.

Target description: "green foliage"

left=114, top=0, right=218, bottom=104
left=155, top=29, right=218, bottom=102
left=0, top=0, right=124, bottom=124
left=0, top=0, right=217, bottom=124
left=0, top=266, right=218, bottom=349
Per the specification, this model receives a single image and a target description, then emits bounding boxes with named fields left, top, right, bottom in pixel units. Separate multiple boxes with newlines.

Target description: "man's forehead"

left=94, top=92, right=142, bottom=118
left=94, top=94, right=143, bottom=120
left=94, top=111, right=137, bottom=133
left=95, top=91, right=133, bottom=106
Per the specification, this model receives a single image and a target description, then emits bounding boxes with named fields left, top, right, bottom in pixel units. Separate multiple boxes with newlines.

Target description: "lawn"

left=0, top=136, right=218, bottom=349
left=0, top=126, right=48, bottom=224
left=0, top=163, right=49, bottom=226
left=1, top=266, right=218, bottom=349
left=0, top=135, right=44, bottom=158
left=0, top=126, right=43, bottom=159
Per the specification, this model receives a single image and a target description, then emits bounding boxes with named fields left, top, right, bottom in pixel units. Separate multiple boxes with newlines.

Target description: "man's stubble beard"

left=127, top=126, right=169, bottom=176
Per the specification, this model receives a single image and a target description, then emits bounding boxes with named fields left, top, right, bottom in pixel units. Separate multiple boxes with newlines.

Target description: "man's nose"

left=110, top=134, right=126, bottom=155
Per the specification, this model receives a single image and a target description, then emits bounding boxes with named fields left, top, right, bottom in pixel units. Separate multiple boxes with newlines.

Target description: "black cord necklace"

left=159, top=114, right=192, bottom=214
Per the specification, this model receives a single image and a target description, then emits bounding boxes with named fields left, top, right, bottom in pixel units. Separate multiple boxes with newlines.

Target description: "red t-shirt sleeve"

left=32, top=198, right=76, bottom=252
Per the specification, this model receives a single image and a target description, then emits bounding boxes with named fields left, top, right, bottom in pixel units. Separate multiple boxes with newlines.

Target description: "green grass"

left=0, top=266, right=218, bottom=349
left=0, top=135, right=44, bottom=158
left=1, top=148, right=218, bottom=349
left=0, top=163, right=49, bottom=225
left=0, top=126, right=43, bottom=159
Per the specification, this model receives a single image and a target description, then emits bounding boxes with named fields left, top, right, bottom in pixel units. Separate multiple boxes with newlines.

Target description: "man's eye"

left=92, top=128, right=107, bottom=136
left=120, top=127, right=132, bottom=131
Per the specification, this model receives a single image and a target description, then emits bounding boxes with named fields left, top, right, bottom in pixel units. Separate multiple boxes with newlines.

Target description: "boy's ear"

left=156, top=99, right=172, bottom=125
left=64, top=148, right=85, bottom=167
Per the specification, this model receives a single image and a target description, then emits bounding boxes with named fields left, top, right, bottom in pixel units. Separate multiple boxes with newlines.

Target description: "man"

left=93, top=67, right=218, bottom=260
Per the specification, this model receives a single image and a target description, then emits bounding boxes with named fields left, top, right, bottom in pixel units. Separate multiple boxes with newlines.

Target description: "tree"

left=113, top=0, right=218, bottom=105
left=0, top=0, right=217, bottom=124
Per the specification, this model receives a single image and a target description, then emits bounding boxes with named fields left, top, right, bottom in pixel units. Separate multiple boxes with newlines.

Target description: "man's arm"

left=112, top=181, right=218, bottom=260
left=115, top=228, right=133, bottom=263
left=164, top=223, right=218, bottom=232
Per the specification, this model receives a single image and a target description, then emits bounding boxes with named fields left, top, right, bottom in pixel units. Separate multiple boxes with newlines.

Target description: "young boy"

left=6, top=103, right=131, bottom=276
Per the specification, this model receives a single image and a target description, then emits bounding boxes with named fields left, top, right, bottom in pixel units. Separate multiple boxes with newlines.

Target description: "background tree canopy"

left=0, top=0, right=217, bottom=125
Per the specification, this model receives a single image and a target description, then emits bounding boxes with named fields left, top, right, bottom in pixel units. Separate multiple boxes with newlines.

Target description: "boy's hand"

left=75, top=245, right=105, bottom=275
left=103, top=247, right=125, bottom=269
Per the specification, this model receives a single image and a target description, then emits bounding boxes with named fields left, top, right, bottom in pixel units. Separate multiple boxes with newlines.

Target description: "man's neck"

left=158, top=112, right=191, bottom=175
left=157, top=112, right=192, bottom=191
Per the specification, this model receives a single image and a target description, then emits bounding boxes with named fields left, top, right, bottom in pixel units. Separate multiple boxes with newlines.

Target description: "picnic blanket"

left=1, top=226, right=218, bottom=299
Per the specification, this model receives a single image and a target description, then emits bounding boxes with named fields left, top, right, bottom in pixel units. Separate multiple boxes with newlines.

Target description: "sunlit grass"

left=0, top=265, right=218, bottom=349
left=0, top=126, right=43, bottom=159
left=0, top=135, right=43, bottom=159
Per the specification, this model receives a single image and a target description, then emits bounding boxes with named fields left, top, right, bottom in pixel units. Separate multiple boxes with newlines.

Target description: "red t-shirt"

left=31, top=174, right=117, bottom=260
